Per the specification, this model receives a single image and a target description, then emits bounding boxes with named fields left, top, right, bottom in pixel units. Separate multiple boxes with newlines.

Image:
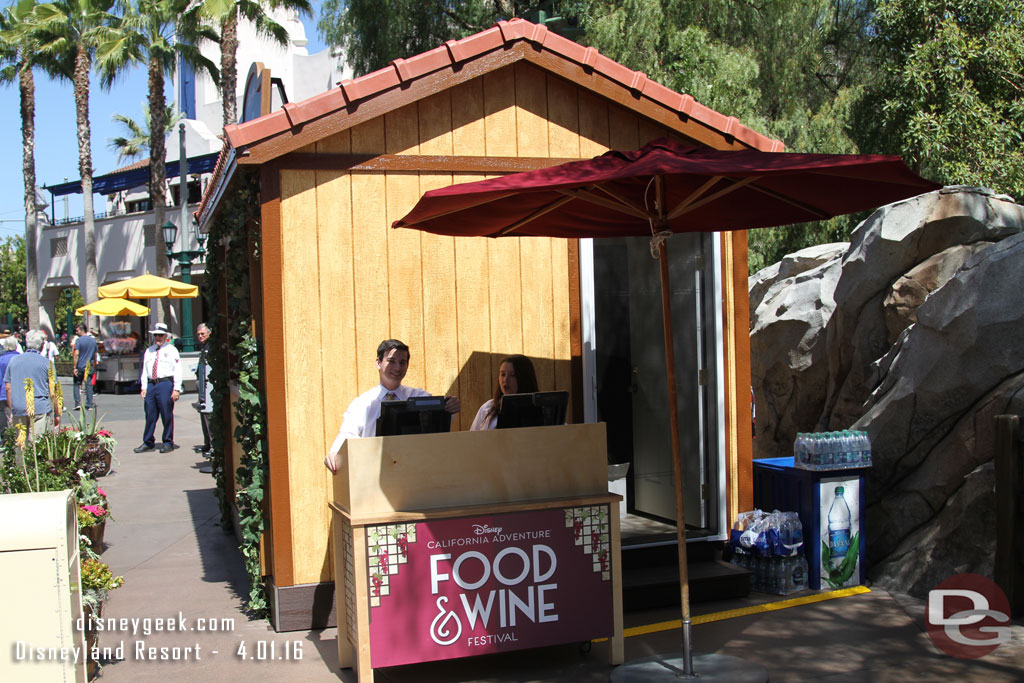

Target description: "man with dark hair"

left=72, top=323, right=97, bottom=410
left=324, top=339, right=460, bottom=472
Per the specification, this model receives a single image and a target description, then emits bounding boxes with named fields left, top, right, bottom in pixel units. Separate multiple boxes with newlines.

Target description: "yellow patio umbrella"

left=97, top=273, right=198, bottom=299
left=76, top=297, right=151, bottom=317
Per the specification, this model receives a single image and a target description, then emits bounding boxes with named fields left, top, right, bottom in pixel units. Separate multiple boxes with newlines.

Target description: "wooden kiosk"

left=330, top=423, right=623, bottom=680
left=196, top=17, right=769, bottom=631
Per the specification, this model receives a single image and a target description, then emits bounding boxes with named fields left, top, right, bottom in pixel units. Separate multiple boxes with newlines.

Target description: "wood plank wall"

left=274, top=63, right=675, bottom=585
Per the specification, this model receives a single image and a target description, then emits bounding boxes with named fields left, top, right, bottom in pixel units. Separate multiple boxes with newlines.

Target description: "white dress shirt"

left=141, top=342, right=183, bottom=392
left=328, top=383, right=430, bottom=457
left=470, top=398, right=498, bottom=431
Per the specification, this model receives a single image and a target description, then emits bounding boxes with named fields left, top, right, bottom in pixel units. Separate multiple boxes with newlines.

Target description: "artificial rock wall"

left=750, top=187, right=1024, bottom=595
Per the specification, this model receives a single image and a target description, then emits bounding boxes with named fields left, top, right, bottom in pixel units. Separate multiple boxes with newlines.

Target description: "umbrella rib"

left=555, top=187, right=652, bottom=220
left=497, top=194, right=579, bottom=236
left=666, top=175, right=761, bottom=221
left=746, top=181, right=831, bottom=219
left=665, top=176, right=724, bottom=221
left=397, top=191, right=522, bottom=228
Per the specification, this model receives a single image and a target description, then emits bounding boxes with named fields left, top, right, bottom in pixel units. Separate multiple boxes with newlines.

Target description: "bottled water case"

left=752, top=457, right=866, bottom=590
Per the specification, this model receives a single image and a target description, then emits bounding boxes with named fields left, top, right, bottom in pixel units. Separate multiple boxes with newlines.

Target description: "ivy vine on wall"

left=201, top=168, right=270, bottom=615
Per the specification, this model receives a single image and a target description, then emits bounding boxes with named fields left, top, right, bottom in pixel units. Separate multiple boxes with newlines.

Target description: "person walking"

left=3, top=330, right=60, bottom=464
left=72, top=323, right=98, bottom=410
left=134, top=323, right=182, bottom=453
left=40, top=333, right=59, bottom=363
left=0, top=335, right=20, bottom=431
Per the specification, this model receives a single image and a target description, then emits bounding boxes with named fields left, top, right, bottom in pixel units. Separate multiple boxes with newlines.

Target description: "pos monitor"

left=376, top=395, right=451, bottom=437
left=496, top=391, right=569, bottom=429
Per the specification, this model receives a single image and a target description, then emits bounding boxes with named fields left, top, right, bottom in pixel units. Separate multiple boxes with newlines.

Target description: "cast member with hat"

left=134, top=322, right=182, bottom=453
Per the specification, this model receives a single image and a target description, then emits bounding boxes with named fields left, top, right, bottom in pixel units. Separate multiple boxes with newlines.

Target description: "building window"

left=171, top=180, right=203, bottom=206
left=50, top=236, right=68, bottom=257
left=144, top=224, right=155, bottom=247
left=127, top=198, right=152, bottom=214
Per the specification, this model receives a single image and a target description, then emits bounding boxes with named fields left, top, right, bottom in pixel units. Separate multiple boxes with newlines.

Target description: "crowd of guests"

left=1, top=323, right=214, bottom=461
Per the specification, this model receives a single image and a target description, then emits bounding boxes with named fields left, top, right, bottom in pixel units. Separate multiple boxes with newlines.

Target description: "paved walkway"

left=74, top=380, right=1023, bottom=682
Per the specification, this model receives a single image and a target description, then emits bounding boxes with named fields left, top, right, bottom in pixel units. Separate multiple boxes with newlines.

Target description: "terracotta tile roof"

left=197, top=18, right=784, bottom=227
left=224, top=18, right=781, bottom=156
left=104, top=157, right=150, bottom=176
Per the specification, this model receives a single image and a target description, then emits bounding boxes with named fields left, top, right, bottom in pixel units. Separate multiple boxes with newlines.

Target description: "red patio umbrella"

left=394, top=138, right=940, bottom=676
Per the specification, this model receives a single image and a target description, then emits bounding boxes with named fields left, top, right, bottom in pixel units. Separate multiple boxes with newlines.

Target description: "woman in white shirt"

left=469, top=354, right=539, bottom=431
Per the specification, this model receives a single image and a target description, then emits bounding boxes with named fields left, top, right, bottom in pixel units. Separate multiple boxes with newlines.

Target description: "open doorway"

left=590, top=232, right=725, bottom=540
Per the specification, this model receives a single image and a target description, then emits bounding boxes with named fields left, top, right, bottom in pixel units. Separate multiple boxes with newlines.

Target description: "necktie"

left=152, top=348, right=159, bottom=381
left=384, top=392, right=397, bottom=401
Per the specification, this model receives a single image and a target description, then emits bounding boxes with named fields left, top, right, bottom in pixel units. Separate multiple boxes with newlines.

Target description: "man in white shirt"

left=324, top=339, right=460, bottom=472
left=134, top=323, right=182, bottom=453
left=40, top=333, right=58, bottom=363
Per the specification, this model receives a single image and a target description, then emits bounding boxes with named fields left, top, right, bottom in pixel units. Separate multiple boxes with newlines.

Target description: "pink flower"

left=81, top=504, right=107, bottom=517
left=97, top=488, right=107, bottom=497
left=98, top=429, right=111, bottom=437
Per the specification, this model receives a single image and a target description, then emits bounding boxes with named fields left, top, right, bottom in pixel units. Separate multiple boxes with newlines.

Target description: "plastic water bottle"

left=827, top=486, right=851, bottom=568
left=781, top=512, right=803, bottom=555
left=818, top=433, right=832, bottom=468
left=791, top=514, right=804, bottom=552
left=839, top=430, right=854, bottom=466
left=860, top=431, right=873, bottom=467
left=791, top=554, right=808, bottom=592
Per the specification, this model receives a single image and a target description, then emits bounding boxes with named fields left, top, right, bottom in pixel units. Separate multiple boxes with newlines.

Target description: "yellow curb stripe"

left=594, top=586, right=872, bottom=642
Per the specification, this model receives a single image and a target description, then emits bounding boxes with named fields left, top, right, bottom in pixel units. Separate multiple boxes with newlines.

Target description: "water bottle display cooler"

left=752, top=457, right=867, bottom=590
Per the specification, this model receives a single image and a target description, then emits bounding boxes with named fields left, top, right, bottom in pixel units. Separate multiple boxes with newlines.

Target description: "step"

left=622, top=557, right=750, bottom=611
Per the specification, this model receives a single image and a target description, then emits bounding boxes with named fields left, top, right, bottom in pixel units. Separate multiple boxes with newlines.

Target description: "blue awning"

left=45, top=153, right=221, bottom=197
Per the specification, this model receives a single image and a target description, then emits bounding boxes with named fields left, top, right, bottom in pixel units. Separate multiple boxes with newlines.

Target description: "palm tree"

left=0, top=0, right=52, bottom=331
left=198, top=0, right=311, bottom=129
left=26, top=0, right=117, bottom=326
left=94, top=0, right=217, bottom=323
left=108, top=102, right=184, bottom=163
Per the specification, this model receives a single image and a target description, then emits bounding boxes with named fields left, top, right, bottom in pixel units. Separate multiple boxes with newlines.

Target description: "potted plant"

left=77, top=475, right=111, bottom=553
left=79, top=557, right=124, bottom=677
left=67, top=408, right=117, bottom=477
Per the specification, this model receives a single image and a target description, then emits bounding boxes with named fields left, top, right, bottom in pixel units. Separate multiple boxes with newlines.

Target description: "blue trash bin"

left=753, top=457, right=867, bottom=590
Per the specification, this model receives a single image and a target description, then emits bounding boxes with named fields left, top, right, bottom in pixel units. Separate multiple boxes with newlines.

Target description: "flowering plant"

left=80, top=558, right=124, bottom=611
left=94, top=428, right=118, bottom=454
left=77, top=475, right=111, bottom=522
left=77, top=505, right=108, bottom=529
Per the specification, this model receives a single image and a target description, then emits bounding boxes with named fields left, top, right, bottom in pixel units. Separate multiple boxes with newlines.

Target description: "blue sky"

left=0, top=5, right=328, bottom=240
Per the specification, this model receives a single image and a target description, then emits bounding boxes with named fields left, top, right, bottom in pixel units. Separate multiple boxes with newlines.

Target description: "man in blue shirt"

left=72, top=322, right=98, bottom=410
left=0, top=335, right=20, bottom=432
left=3, top=330, right=60, bottom=463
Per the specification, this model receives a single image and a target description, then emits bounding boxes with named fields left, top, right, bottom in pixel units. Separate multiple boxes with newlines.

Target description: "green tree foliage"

left=53, top=286, right=84, bottom=336
left=857, top=0, right=1024, bottom=199
left=107, top=101, right=184, bottom=163
left=0, top=235, right=28, bottom=326
left=304, top=1, right=1023, bottom=271
left=577, top=0, right=879, bottom=273
left=196, top=0, right=311, bottom=128
left=319, top=0, right=543, bottom=75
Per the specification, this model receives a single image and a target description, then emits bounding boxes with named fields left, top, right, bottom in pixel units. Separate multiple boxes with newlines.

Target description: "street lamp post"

left=162, top=221, right=206, bottom=352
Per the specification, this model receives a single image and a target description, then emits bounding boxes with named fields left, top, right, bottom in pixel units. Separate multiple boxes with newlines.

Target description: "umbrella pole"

left=658, top=243, right=694, bottom=677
